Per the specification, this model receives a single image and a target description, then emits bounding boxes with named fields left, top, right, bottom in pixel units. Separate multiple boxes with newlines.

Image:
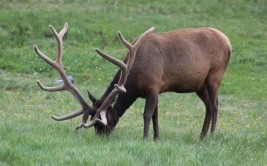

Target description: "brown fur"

left=91, top=27, right=231, bottom=139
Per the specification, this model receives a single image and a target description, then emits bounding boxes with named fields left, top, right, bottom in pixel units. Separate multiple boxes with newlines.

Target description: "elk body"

left=34, top=24, right=231, bottom=139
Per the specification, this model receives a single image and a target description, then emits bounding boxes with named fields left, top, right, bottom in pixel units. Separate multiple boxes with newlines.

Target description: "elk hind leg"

left=196, top=83, right=212, bottom=139
left=152, top=104, right=159, bottom=140
left=207, top=77, right=221, bottom=134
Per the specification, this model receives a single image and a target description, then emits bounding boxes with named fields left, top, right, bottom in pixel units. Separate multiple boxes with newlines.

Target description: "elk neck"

left=100, top=69, right=138, bottom=118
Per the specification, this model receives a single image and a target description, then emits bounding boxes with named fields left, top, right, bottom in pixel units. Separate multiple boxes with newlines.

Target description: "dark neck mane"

left=100, top=70, right=121, bottom=101
left=100, top=69, right=138, bottom=118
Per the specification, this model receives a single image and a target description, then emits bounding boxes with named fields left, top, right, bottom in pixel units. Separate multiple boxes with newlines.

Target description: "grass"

left=0, top=0, right=267, bottom=165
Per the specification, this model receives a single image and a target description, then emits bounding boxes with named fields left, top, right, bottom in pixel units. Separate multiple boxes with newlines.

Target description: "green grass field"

left=0, top=0, right=266, bottom=165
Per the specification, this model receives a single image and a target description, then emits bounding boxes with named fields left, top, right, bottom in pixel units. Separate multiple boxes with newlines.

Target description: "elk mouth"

left=94, top=114, right=118, bottom=135
left=94, top=122, right=114, bottom=135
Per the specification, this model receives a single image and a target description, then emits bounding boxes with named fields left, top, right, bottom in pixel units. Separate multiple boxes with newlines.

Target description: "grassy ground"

left=0, top=0, right=267, bottom=165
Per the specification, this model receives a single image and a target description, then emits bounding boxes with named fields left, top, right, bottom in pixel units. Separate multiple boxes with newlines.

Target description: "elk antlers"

left=34, top=23, right=154, bottom=130
left=82, top=27, right=155, bottom=129
left=33, top=23, right=93, bottom=122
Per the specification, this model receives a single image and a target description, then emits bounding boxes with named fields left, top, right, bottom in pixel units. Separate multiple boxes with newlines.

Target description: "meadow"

left=0, top=0, right=266, bottom=165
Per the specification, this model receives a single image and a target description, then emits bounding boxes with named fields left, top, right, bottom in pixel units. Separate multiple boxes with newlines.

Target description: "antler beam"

left=34, top=23, right=93, bottom=122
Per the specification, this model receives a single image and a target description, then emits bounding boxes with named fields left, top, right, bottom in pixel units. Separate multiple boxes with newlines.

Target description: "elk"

left=34, top=23, right=231, bottom=139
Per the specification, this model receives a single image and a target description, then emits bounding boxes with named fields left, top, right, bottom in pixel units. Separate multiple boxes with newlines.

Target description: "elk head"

left=34, top=23, right=154, bottom=134
left=87, top=93, right=120, bottom=134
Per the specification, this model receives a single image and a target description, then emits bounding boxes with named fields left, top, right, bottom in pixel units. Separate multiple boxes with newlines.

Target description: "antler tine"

left=37, top=80, right=65, bottom=91
left=117, top=27, right=155, bottom=52
left=117, top=32, right=133, bottom=50
left=51, top=109, right=83, bottom=121
left=34, top=45, right=65, bottom=92
left=49, top=23, right=68, bottom=64
left=58, top=23, right=68, bottom=39
left=131, top=27, right=155, bottom=49
left=84, top=27, right=155, bottom=128
left=95, top=48, right=127, bottom=71
left=34, top=23, right=93, bottom=122
left=95, top=48, right=128, bottom=93
left=33, top=45, right=58, bottom=69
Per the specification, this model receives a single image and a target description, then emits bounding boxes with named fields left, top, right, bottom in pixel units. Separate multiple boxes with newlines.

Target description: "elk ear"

left=87, top=90, right=97, bottom=104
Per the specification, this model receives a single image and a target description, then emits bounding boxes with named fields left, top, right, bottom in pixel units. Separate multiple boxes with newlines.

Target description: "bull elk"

left=34, top=23, right=231, bottom=139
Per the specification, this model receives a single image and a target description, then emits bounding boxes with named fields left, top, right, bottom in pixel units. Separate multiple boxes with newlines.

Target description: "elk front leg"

left=143, top=88, right=159, bottom=139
